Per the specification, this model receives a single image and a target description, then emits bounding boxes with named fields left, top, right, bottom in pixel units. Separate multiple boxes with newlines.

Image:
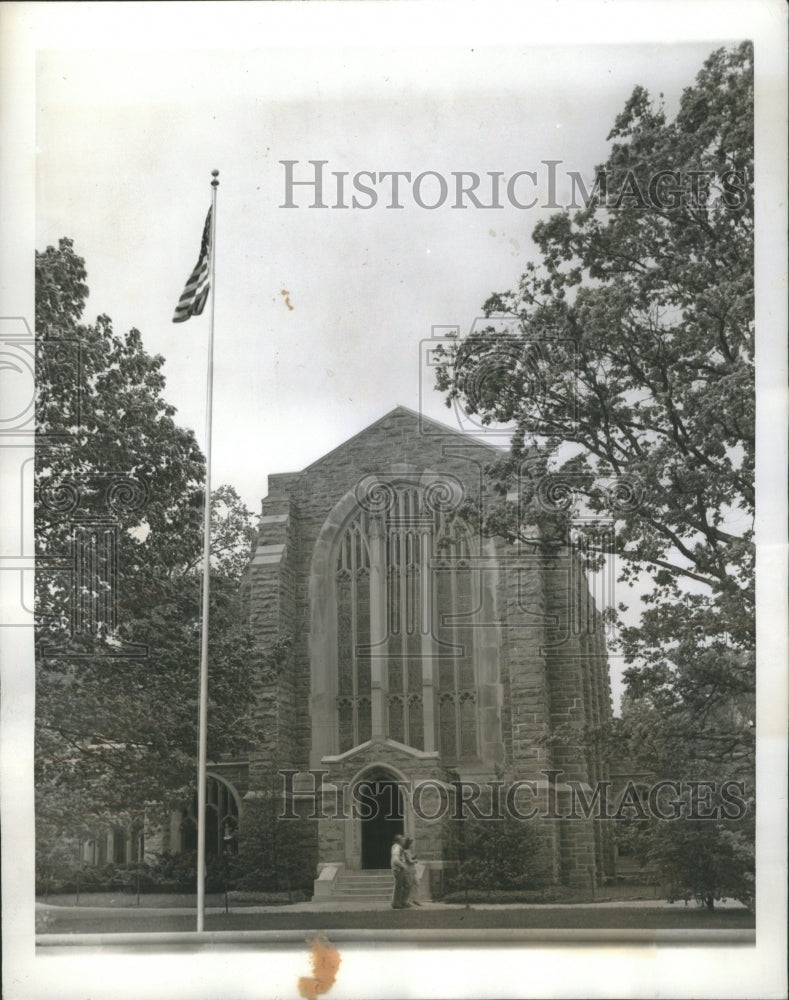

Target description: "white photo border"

left=1, top=2, right=786, bottom=998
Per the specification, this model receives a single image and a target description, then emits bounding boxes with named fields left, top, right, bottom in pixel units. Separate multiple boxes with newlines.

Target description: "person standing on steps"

left=402, top=837, right=421, bottom=906
left=390, top=833, right=410, bottom=908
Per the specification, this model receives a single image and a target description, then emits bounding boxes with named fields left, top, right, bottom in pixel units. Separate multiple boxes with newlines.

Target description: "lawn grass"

left=37, top=904, right=754, bottom=936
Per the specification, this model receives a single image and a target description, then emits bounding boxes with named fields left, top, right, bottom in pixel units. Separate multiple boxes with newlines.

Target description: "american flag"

left=172, top=207, right=212, bottom=323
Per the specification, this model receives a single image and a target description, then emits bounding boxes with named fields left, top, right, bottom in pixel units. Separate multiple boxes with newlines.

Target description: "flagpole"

left=197, top=169, right=219, bottom=932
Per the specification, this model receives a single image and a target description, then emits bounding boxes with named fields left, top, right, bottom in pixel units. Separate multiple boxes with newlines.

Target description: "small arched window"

left=180, top=776, right=240, bottom=858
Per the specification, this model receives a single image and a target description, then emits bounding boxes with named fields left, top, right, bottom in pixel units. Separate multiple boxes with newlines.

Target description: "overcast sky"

left=34, top=35, right=741, bottom=712
left=36, top=41, right=725, bottom=504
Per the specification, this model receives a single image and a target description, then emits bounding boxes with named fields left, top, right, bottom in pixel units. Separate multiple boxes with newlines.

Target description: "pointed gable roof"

left=304, top=404, right=504, bottom=473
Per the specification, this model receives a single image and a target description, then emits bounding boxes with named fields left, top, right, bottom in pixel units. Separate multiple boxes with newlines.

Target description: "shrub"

left=441, top=885, right=577, bottom=905
left=229, top=792, right=315, bottom=897
left=449, top=815, right=553, bottom=899
left=227, top=889, right=309, bottom=906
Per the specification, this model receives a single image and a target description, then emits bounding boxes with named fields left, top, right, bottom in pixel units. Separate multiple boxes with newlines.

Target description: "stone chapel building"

left=223, top=405, right=616, bottom=899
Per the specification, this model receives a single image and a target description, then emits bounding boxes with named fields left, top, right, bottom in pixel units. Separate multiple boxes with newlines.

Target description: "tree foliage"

left=435, top=44, right=755, bottom=904
left=35, top=238, right=259, bottom=842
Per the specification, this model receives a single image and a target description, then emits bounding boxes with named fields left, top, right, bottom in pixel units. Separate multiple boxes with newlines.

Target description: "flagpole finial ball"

left=211, top=169, right=219, bottom=187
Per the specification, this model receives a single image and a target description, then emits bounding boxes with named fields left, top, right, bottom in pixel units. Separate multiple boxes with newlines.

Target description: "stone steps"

left=332, top=869, right=394, bottom=900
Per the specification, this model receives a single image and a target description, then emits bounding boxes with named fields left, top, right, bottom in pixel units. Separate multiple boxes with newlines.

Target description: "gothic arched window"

left=334, top=480, right=479, bottom=761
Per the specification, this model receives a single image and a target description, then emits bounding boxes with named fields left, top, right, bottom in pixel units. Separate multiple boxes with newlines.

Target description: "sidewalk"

left=36, top=892, right=754, bottom=946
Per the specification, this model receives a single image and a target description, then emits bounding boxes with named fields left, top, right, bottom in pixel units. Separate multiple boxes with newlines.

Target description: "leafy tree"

left=35, top=817, right=88, bottom=900
left=35, top=239, right=259, bottom=860
left=607, top=695, right=755, bottom=910
left=652, top=822, right=754, bottom=912
left=618, top=801, right=754, bottom=913
left=435, top=44, right=754, bottom=904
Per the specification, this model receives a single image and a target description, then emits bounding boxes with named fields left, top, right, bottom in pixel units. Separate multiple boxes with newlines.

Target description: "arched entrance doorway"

left=358, top=771, right=404, bottom=869
left=180, top=775, right=240, bottom=860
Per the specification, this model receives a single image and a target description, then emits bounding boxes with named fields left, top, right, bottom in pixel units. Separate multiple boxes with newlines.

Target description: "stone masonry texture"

left=236, top=407, right=615, bottom=891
